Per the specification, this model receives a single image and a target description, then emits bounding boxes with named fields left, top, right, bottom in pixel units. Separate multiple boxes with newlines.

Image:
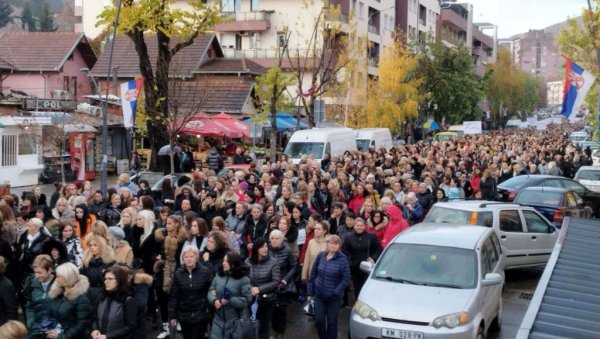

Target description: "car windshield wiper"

left=421, top=282, right=464, bottom=289
left=377, top=275, right=422, bottom=285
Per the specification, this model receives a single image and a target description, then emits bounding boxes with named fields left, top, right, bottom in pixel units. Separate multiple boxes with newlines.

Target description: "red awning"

left=178, top=113, right=249, bottom=138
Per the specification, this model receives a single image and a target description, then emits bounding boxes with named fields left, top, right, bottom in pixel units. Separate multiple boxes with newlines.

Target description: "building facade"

left=395, top=0, right=440, bottom=43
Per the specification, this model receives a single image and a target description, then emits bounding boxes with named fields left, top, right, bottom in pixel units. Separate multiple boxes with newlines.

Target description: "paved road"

left=147, top=268, right=542, bottom=338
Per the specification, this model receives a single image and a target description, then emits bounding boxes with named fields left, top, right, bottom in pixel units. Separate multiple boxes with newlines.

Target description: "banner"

left=463, top=121, right=482, bottom=134
left=120, top=78, right=144, bottom=128
left=561, top=58, right=595, bottom=122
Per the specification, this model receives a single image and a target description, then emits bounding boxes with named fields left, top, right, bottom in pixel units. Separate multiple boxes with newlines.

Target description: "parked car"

left=497, top=175, right=600, bottom=217
left=148, top=173, right=192, bottom=191
left=574, top=166, right=600, bottom=193
left=578, top=141, right=599, bottom=151
left=350, top=223, right=504, bottom=339
left=424, top=201, right=557, bottom=269
left=514, top=187, right=593, bottom=227
left=592, top=149, right=600, bottom=166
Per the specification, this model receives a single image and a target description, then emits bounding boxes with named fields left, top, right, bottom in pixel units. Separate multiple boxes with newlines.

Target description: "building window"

left=235, top=34, right=242, bottom=50
left=250, top=33, right=259, bottom=49
left=1, top=135, right=17, bottom=167
left=19, top=134, right=36, bottom=155
left=251, top=0, right=259, bottom=11
left=358, top=2, right=364, bottom=19
left=278, top=32, right=286, bottom=48
left=221, top=0, right=240, bottom=12
left=383, top=14, right=388, bottom=29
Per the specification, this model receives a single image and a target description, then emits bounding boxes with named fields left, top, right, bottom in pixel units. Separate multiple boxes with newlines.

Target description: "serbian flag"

left=561, top=58, right=595, bottom=122
left=120, top=78, right=144, bottom=128
left=302, top=83, right=318, bottom=97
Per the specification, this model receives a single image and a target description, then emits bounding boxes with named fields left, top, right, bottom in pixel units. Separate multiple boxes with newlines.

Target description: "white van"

left=354, top=128, right=393, bottom=151
left=284, top=128, right=357, bottom=164
left=448, top=124, right=465, bottom=135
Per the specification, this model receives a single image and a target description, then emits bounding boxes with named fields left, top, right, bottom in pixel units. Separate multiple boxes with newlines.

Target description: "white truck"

left=284, top=128, right=357, bottom=164
left=354, top=128, right=393, bottom=151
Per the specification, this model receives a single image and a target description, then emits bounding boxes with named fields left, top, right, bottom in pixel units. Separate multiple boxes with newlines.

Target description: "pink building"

left=0, top=32, right=97, bottom=102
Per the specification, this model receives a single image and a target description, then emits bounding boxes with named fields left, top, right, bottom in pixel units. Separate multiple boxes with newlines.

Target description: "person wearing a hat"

left=108, top=226, right=133, bottom=267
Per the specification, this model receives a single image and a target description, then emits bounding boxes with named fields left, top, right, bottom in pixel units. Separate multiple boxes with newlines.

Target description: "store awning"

left=243, top=112, right=308, bottom=131
left=178, top=113, right=249, bottom=138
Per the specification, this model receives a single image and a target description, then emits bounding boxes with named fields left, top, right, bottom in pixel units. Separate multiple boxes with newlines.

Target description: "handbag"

left=232, top=300, right=259, bottom=339
left=39, top=316, right=59, bottom=333
left=278, top=280, right=297, bottom=296
left=303, top=299, right=315, bottom=316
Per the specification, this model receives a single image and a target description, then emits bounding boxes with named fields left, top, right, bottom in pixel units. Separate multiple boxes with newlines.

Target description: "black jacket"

left=99, top=204, right=121, bottom=227
left=16, top=231, right=50, bottom=272
left=269, top=245, right=296, bottom=285
left=206, top=149, right=224, bottom=171
left=169, top=262, right=213, bottom=321
left=92, top=292, right=137, bottom=339
left=0, top=275, right=17, bottom=325
left=200, top=205, right=228, bottom=226
left=202, top=247, right=228, bottom=276
left=242, top=214, right=268, bottom=247
left=132, top=225, right=159, bottom=274
left=245, top=255, right=281, bottom=300
left=342, top=231, right=382, bottom=270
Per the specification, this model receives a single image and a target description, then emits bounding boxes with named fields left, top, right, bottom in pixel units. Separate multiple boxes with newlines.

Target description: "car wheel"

left=490, top=298, right=503, bottom=332
left=476, top=324, right=485, bottom=339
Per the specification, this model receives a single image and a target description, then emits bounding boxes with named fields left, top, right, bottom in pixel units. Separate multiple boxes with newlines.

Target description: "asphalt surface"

left=145, top=268, right=542, bottom=339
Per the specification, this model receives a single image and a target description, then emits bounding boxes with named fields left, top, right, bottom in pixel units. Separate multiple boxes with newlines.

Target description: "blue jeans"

left=314, top=296, right=342, bottom=339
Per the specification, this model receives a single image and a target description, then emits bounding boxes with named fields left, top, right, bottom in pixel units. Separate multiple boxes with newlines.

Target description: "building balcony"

left=324, top=12, right=349, bottom=23
left=223, top=48, right=320, bottom=59
left=368, top=24, right=380, bottom=35
left=472, top=29, right=494, bottom=50
left=368, top=57, right=379, bottom=68
left=440, top=9, right=468, bottom=32
left=215, top=11, right=271, bottom=33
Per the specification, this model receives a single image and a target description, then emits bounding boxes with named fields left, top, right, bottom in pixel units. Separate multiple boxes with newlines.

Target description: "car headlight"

left=432, top=312, right=470, bottom=329
left=353, top=300, right=381, bottom=321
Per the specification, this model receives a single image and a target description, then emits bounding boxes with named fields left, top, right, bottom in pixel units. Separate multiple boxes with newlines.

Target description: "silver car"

left=350, top=223, right=504, bottom=339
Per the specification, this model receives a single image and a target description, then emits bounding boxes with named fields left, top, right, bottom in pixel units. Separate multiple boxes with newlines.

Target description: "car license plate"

left=381, top=328, right=424, bottom=339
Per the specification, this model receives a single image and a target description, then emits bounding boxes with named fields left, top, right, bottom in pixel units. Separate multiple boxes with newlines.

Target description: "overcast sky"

left=465, top=0, right=588, bottom=38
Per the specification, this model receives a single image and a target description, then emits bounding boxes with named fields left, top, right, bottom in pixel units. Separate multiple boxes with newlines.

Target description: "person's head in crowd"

left=166, top=215, right=183, bottom=235
left=331, top=202, right=344, bottom=218
left=244, top=190, right=256, bottom=204
left=206, top=230, right=228, bottom=254
left=117, top=173, right=132, bottom=187
left=181, top=199, right=192, bottom=212
left=136, top=210, right=156, bottom=242
left=93, top=190, right=104, bottom=204
left=138, top=180, right=151, bottom=194
left=159, top=206, right=170, bottom=224
left=120, top=188, right=132, bottom=202
left=120, top=207, right=137, bottom=227
left=26, top=217, right=44, bottom=236
left=277, top=216, right=291, bottom=233
left=188, top=218, right=209, bottom=241
left=307, top=213, right=322, bottom=233
left=474, top=190, right=483, bottom=200
left=0, top=195, right=15, bottom=210
left=250, top=237, right=268, bottom=262
left=84, top=235, right=111, bottom=265
left=102, top=265, right=130, bottom=297
left=326, top=234, right=342, bottom=254
left=269, top=229, right=284, bottom=249
left=0, top=320, right=28, bottom=339
left=109, top=193, right=121, bottom=208
left=379, top=197, right=393, bottom=212
left=233, top=202, right=247, bottom=218
left=344, top=211, right=357, bottom=229
left=293, top=192, right=306, bottom=207
left=211, top=216, right=227, bottom=232
left=250, top=204, right=262, bottom=221
left=267, top=214, right=281, bottom=233
left=361, top=198, right=375, bottom=216
left=433, top=188, right=446, bottom=202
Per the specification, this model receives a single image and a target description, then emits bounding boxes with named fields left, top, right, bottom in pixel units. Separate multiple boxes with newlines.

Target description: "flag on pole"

left=120, top=78, right=144, bottom=128
left=302, top=83, right=318, bottom=97
left=561, top=57, right=595, bottom=122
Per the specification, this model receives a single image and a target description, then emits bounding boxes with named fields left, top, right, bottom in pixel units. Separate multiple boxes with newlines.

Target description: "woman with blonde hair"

left=0, top=320, right=27, bottom=339
left=154, top=215, right=187, bottom=339
left=108, top=226, right=133, bottom=267
left=81, top=235, right=116, bottom=305
left=46, top=262, right=91, bottom=339
left=51, top=198, right=74, bottom=224
left=118, top=207, right=137, bottom=244
left=116, top=173, right=137, bottom=194
left=132, top=210, right=157, bottom=275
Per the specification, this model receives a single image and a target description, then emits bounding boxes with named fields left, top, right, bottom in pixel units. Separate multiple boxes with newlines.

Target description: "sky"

left=466, top=0, right=588, bottom=38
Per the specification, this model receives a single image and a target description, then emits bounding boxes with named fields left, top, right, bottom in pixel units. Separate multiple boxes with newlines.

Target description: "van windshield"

left=356, top=139, right=371, bottom=151
left=284, top=142, right=324, bottom=158
left=373, top=243, right=477, bottom=289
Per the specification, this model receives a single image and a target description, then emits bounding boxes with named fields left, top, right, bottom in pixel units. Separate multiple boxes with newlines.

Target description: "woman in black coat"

left=268, top=230, right=297, bottom=338
left=201, top=231, right=230, bottom=276
left=81, top=235, right=116, bottom=305
left=341, top=218, right=381, bottom=298
left=91, top=266, right=137, bottom=339
left=245, top=238, right=281, bottom=339
left=0, top=256, right=16, bottom=326
left=169, top=246, right=213, bottom=339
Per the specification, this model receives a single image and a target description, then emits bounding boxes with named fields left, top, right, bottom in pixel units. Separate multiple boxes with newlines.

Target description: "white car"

left=350, top=223, right=504, bottom=339
left=575, top=166, right=600, bottom=193
left=592, top=149, right=600, bottom=166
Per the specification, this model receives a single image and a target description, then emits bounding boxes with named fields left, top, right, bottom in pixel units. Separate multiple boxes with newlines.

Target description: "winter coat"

left=47, top=275, right=92, bottom=339
left=207, top=271, right=252, bottom=339
left=416, top=191, right=433, bottom=211
left=51, top=207, right=75, bottom=224
left=99, top=205, right=122, bottom=227
left=88, top=201, right=106, bottom=219
left=403, top=202, right=424, bottom=225
left=16, top=231, right=50, bottom=273
left=348, top=194, right=366, bottom=215
left=0, top=275, right=17, bottom=325
left=206, top=149, right=224, bottom=171
left=81, top=248, right=116, bottom=305
left=24, top=275, right=55, bottom=337
left=154, top=227, right=187, bottom=294
left=382, top=205, right=409, bottom=248
left=269, top=245, right=296, bottom=289
left=200, top=205, right=228, bottom=226
left=0, top=220, right=17, bottom=245
left=245, top=255, right=281, bottom=300
left=479, top=177, right=497, bottom=200
left=242, top=215, right=268, bottom=251
left=337, top=224, right=354, bottom=244
left=114, top=241, right=134, bottom=267
left=225, top=213, right=246, bottom=235
left=169, top=262, right=213, bottom=322
left=131, top=225, right=158, bottom=275
left=202, top=247, right=229, bottom=276
left=342, top=231, right=382, bottom=271
left=41, top=238, right=70, bottom=270
left=63, top=236, right=83, bottom=269
left=307, top=251, right=350, bottom=301
left=301, top=235, right=329, bottom=281
left=92, top=292, right=136, bottom=339
left=130, top=272, right=153, bottom=339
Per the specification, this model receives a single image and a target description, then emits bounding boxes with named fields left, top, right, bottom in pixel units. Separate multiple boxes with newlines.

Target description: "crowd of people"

left=0, top=123, right=593, bottom=339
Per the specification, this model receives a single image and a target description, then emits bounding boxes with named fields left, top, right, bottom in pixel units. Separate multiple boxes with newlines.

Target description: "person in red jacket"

left=348, top=183, right=367, bottom=215
left=381, top=205, right=409, bottom=248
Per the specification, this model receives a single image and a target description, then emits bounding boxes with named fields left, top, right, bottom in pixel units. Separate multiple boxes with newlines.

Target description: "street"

left=145, top=268, right=542, bottom=338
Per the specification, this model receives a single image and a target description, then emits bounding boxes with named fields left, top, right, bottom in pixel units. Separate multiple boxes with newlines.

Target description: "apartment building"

left=438, top=3, right=496, bottom=76
left=395, top=0, right=440, bottom=43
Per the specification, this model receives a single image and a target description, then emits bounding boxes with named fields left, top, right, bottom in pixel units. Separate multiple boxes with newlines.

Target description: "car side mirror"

left=360, top=261, right=374, bottom=274
left=481, top=273, right=503, bottom=287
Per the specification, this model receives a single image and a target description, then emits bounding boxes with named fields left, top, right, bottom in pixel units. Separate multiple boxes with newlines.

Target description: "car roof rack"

left=478, top=202, right=523, bottom=208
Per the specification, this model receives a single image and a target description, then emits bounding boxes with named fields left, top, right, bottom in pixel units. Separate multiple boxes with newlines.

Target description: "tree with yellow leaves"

left=362, top=38, right=423, bottom=133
